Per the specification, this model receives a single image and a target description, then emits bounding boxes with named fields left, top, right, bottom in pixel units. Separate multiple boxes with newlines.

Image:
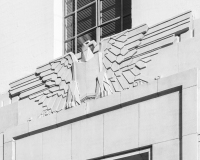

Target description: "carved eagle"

left=9, top=11, right=192, bottom=118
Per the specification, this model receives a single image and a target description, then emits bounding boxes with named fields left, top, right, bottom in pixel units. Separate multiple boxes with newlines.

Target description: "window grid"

left=64, top=0, right=131, bottom=54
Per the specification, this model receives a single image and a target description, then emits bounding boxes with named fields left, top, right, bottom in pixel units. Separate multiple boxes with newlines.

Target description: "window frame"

left=101, top=148, right=151, bottom=160
left=64, top=0, right=131, bottom=54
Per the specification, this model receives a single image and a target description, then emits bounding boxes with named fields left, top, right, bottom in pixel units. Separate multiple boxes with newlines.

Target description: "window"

left=64, top=0, right=132, bottom=54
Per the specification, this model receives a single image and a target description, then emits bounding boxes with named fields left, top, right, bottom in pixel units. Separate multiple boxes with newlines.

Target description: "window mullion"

left=75, top=0, right=77, bottom=54
left=96, top=0, right=100, bottom=44
left=121, top=0, right=123, bottom=31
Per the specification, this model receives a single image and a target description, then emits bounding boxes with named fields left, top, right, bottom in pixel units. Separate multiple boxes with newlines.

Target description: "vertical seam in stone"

left=156, top=79, right=159, bottom=95
left=138, top=103, right=140, bottom=148
left=177, top=42, right=180, bottom=73
left=3, top=134, right=4, bottom=160
left=179, top=89, right=183, bottom=160
left=103, top=114, right=104, bottom=156
left=42, top=132, right=43, bottom=160
left=71, top=124, right=72, bottom=160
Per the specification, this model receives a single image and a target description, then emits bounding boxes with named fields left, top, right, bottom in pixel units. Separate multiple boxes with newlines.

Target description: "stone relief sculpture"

left=8, top=11, right=193, bottom=118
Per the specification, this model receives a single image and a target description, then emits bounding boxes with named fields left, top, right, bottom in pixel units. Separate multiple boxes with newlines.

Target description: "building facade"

left=0, top=1, right=200, bottom=160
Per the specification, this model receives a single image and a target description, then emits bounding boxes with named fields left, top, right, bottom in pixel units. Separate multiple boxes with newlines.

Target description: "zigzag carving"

left=8, top=11, right=193, bottom=118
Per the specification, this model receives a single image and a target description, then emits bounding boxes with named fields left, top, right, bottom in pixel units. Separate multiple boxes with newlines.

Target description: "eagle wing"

left=101, top=11, right=192, bottom=92
left=9, top=53, right=80, bottom=117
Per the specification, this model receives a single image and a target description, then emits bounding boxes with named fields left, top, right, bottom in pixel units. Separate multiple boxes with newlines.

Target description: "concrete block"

left=183, top=134, right=198, bottom=160
left=153, top=139, right=179, bottom=160
left=194, top=19, right=200, bottom=38
left=4, top=123, right=29, bottom=143
left=18, top=98, right=43, bottom=124
left=72, top=115, right=103, bottom=160
left=182, top=87, right=198, bottom=135
left=29, top=113, right=56, bottom=134
left=4, top=141, right=14, bottom=160
left=57, top=103, right=87, bottom=126
left=16, top=133, right=42, bottom=160
left=158, top=68, right=197, bottom=92
left=0, top=102, right=18, bottom=133
left=178, top=37, right=200, bottom=72
left=121, top=80, right=157, bottom=105
left=87, top=92, right=121, bottom=114
left=42, top=125, right=71, bottom=160
left=104, top=104, right=139, bottom=155
left=139, top=92, right=179, bottom=146
left=140, top=44, right=179, bottom=80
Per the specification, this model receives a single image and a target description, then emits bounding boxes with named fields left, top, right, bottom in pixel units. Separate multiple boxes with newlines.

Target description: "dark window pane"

left=115, top=152, right=149, bottom=160
left=77, top=4, right=96, bottom=34
left=101, top=0, right=121, bottom=23
left=123, top=0, right=131, bottom=16
left=77, top=30, right=96, bottom=53
left=65, top=15, right=75, bottom=40
left=65, top=0, right=75, bottom=16
left=77, top=0, right=95, bottom=9
left=123, top=14, right=132, bottom=30
left=65, top=39, right=75, bottom=53
left=101, top=19, right=121, bottom=38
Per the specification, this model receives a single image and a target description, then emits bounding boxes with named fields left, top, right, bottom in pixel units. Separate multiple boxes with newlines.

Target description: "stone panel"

left=183, top=134, right=198, bottom=160
left=18, top=97, right=43, bottom=124
left=4, top=123, right=29, bottom=143
left=0, top=146, right=2, bottom=160
left=121, top=80, right=157, bottom=104
left=29, top=113, right=56, bottom=133
left=86, top=92, right=121, bottom=114
left=42, top=125, right=71, bottom=160
left=153, top=139, right=179, bottom=160
left=4, top=142, right=13, bottom=160
left=182, top=86, right=198, bottom=136
left=0, top=102, right=18, bottom=133
left=0, top=133, right=3, bottom=147
left=139, top=92, right=179, bottom=146
left=194, top=19, right=200, bottom=38
left=16, top=133, right=42, bottom=160
left=104, top=104, right=139, bottom=155
left=158, top=68, right=197, bottom=92
left=179, top=37, right=200, bottom=72
left=198, top=135, right=200, bottom=160
left=72, top=115, right=103, bottom=160
left=56, top=103, right=87, bottom=125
